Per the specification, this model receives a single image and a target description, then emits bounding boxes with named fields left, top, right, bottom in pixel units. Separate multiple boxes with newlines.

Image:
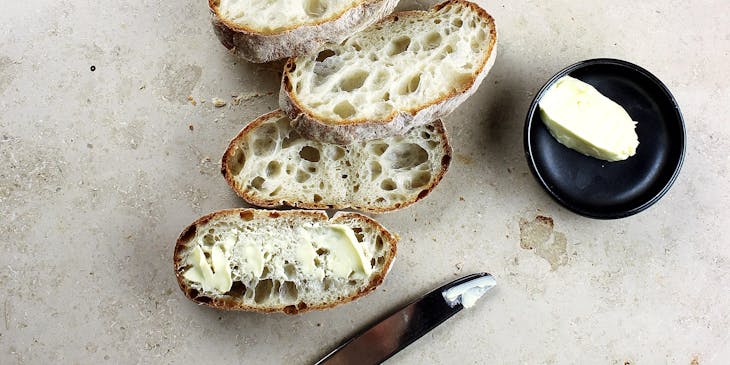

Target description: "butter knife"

left=314, top=273, right=496, bottom=365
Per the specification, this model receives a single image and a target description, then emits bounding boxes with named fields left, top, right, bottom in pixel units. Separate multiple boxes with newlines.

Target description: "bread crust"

left=173, top=208, right=398, bottom=314
left=209, top=0, right=400, bottom=63
left=279, top=0, right=497, bottom=144
left=221, top=110, right=452, bottom=213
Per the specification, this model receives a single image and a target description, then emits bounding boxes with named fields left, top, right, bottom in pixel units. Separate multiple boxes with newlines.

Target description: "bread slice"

left=174, top=208, right=397, bottom=314
left=209, top=0, right=400, bottom=63
left=280, top=0, right=497, bottom=144
left=222, top=110, right=452, bottom=213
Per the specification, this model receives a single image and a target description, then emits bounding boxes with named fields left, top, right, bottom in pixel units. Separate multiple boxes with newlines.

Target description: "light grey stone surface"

left=1, top=0, right=728, bottom=364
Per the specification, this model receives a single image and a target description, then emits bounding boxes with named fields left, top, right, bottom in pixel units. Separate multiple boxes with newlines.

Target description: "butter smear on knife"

left=539, top=75, right=639, bottom=162
left=442, top=275, right=497, bottom=308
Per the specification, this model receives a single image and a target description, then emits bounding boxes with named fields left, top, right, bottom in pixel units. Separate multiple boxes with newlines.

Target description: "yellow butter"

left=183, top=244, right=233, bottom=293
left=304, top=224, right=372, bottom=279
left=539, top=75, right=639, bottom=161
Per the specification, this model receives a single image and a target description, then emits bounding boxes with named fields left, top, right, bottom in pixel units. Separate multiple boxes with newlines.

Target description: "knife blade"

left=314, top=273, right=496, bottom=365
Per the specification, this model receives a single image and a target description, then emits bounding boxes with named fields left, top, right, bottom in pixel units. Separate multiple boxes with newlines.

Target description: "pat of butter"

left=183, top=244, right=233, bottom=293
left=304, top=224, right=372, bottom=279
left=539, top=75, right=639, bottom=162
left=442, top=275, right=496, bottom=308
left=296, top=241, right=323, bottom=279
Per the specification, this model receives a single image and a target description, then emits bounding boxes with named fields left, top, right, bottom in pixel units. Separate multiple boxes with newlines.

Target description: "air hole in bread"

left=380, top=178, right=397, bottom=191
left=351, top=42, right=362, bottom=51
left=299, top=146, right=321, bottom=162
left=353, top=227, right=365, bottom=242
left=384, top=143, right=428, bottom=170
left=370, top=143, right=388, bottom=156
left=316, top=248, right=329, bottom=256
left=340, top=70, right=368, bottom=92
left=261, top=265, right=271, bottom=276
left=375, top=197, right=385, bottom=203
left=370, top=161, right=383, bottom=180
left=370, top=258, right=376, bottom=268
left=314, top=257, right=322, bottom=268
left=371, top=70, right=390, bottom=89
left=348, top=280, right=357, bottom=286
left=398, top=73, right=421, bottom=95
left=313, top=194, right=323, bottom=203
left=228, top=147, right=246, bottom=176
left=304, top=0, right=327, bottom=17
left=295, top=170, right=310, bottom=183
left=421, top=131, right=431, bottom=139
left=251, top=176, right=265, bottom=190
left=323, top=278, right=332, bottom=290
left=452, top=18, right=463, bottom=28
left=239, top=210, right=254, bottom=221
left=266, top=161, right=282, bottom=178
left=269, top=186, right=282, bottom=197
left=308, top=166, right=317, bottom=173
left=316, top=49, right=336, bottom=62
left=203, top=235, right=215, bottom=247
left=333, top=100, right=356, bottom=119
left=423, top=32, right=443, bottom=50
left=196, top=296, right=212, bottom=304
left=226, top=281, right=247, bottom=298
left=434, top=18, right=442, bottom=24
left=377, top=256, right=385, bottom=265
left=281, top=281, right=299, bottom=303
left=375, top=236, right=384, bottom=251
left=330, top=146, right=345, bottom=160
left=253, top=138, right=276, bottom=156
left=254, top=279, right=273, bottom=303
left=284, top=263, right=297, bottom=279
left=387, top=36, right=411, bottom=56
left=282, top=130, right=303, bottom=149
left=285, top=164, right=294, bottom=175
left=408, top=171, right=432, bottom=189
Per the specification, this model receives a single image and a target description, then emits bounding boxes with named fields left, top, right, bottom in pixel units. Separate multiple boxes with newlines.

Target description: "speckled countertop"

left=1, top=0, right=728, bottom=364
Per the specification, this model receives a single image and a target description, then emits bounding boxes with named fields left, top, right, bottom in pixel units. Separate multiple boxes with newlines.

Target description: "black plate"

left=524, top=59, right=685, bottom=219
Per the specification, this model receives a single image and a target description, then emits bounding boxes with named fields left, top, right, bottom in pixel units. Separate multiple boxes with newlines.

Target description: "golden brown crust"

left=173, top=208, right=398, bottom=314
left=280, top=0, right=497, bottom=143
left=221, top=110, right=452, bottom=213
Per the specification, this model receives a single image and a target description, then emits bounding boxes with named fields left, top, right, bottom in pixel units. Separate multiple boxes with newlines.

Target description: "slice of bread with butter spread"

left=209, top=0, right=400, bottom=63
left=174, top=208, right=397, bottom=314
left=221, top=110, right=452, bottom=213
left=280, top=0, right=497, bottom=144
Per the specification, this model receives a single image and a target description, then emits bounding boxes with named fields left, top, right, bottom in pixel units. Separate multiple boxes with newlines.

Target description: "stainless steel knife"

left=314, top=273, right=496, bottom=365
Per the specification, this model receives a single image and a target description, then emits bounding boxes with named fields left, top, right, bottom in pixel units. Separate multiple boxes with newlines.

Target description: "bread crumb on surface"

left=232, top=91, right=271, bottom=105
left=212, top=98, right=227, bottom=107
left=187, top=95, right=197, bottom=106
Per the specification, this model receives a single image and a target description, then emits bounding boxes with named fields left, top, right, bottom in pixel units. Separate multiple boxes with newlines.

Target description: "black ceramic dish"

left=524, top=58, right=685, bottom=219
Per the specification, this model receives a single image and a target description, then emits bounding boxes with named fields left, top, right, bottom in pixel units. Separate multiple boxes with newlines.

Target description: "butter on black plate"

left=524, top=58, right=685, bottom=219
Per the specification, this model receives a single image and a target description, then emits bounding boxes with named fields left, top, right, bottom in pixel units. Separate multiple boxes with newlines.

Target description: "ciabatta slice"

left=280, top=0, right=497, bottom=144
left=210, top=0, right=400, bottom=63
left=174, top=209, right=397, bottom=314
left=222, top=110, right=452, bottom=213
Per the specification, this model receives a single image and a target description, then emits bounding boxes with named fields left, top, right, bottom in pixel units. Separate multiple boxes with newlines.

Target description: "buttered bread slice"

left=174, top=209, right=397, bottom=314
left=222, top=110, right=452, bottom=213
left=280, top=0, right=497, bottom=144
left=209, top=0, right=400, bottom=63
